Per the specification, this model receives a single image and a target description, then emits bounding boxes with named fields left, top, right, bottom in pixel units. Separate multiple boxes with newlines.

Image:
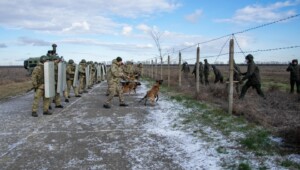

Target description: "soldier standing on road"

left=211, top=65, right=224, bottom=84
left=204, top=59, right=210, bottom=85
left=53, top=56, right=64, bottom=108
left=31, top=56, right=52, bottom=117
left=103, top=57, right=128, bottom=108
left=239, top=54, right=265, bottom=99
left=192, top=62, right=204, bottom=84
left=79, top=59, right=88, bottom=94
left=64, top=59, right=81, bottom=102
left=286, top=59, right=299, bottom=94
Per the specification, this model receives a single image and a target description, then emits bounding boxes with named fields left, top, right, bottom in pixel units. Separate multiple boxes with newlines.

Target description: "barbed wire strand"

left=145, top=13, right=299, bottom=61
left=233, top=34, right=246, bottom=57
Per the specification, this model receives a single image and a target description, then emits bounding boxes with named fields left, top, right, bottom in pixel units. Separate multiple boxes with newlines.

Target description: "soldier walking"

left=79, top=59, right=88, bottom=94
left=31, top=56, right=52, bottom=117
left=239, top=54, right=265, bottom=99
left=103, top=57, right=128, bottom=108
left=64, top=59, right=81, bottom=102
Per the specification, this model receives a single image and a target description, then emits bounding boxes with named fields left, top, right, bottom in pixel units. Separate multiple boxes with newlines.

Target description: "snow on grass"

left=135, top=82, right=293, bottom=169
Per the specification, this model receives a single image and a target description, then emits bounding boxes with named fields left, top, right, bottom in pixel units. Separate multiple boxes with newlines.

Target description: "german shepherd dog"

left=139, top=80, right=163, bottom=106
left=121, top=77, right=141, bottom=94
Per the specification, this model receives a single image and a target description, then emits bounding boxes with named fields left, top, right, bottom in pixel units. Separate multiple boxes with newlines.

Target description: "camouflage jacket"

left=108, top=59, right=123, bottom=83
left=31, top=63, right=44, bottom=89
left=79, top=63, right=87, bottom=76
left=66, top=64, right=76, bottom=80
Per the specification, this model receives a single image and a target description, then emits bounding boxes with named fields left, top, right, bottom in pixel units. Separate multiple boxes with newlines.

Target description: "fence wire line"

left=233, top=35, right=246, bottom=57
left=214, top=36, right=232, bottom=62
left=144, top=13, right=299, bottom=61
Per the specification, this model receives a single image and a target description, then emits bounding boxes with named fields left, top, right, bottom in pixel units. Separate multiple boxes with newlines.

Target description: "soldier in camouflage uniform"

left=103, top=57, right=128, bottom=108
left=53, top=56, right=64, bottom=108
left=89, top=61, right=96, bottom=88
left=123, top=61, right=135, bottom=79
left=192, top=62, right=204, bottom=84
left=239, top=54, right=265, bottom=99
left=134, top=63, right=143, bottom=80
left=79, top=59, right=88, bottom=93
left=31, top=56, right=52, bottom=117
left=64, top=59, right=81, bottom=102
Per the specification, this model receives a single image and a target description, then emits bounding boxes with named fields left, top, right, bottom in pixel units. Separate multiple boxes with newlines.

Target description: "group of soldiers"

left=103, top=57, right=143, bottom=109
left=31, top=44, right=107, bottom=117
left=185, top=54, right=300, bottom=101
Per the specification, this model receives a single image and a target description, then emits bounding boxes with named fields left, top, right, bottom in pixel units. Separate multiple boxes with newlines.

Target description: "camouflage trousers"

left=54, top=85, right=62, bottom=106
left=64, top=80, right=79, bottom=97
left=79, top=76, right=86, bottom=93
left=105, top=81, right=124, bottom=104
left=32, top=88, right=50, bottom=112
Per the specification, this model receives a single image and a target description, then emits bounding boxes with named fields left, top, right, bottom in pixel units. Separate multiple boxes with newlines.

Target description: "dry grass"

left=0, top=67, right=32, bottom=100
left=144, top=65, right=300, bottom=145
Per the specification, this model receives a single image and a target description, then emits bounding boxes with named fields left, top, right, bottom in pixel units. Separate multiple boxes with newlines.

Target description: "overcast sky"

left=0, top=0, right=299, bottom=65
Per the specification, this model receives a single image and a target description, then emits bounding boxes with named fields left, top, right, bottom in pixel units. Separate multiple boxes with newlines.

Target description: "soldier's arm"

left=31, top=67, right=39, bottom=88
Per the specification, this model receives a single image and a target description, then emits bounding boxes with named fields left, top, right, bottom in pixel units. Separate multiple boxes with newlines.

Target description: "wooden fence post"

left=160, top=57, right=163, bottom=80
left=228, top=38, right=234, bottom=114
left=196, top=46, right=200, bottom=93
left=178, top=51, right=182, bottom=87
left=155, top=58, right=158, bottom=80
left=168, top=55, right=170, bottom=87
left=151, top=60, right=154, bottom=79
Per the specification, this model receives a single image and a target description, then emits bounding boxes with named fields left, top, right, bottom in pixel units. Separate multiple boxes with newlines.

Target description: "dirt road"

left=0, top=81, right=297, bottom=169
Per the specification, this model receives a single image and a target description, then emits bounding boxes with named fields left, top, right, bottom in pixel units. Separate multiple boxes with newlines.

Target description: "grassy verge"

left=142, top=77, right=300, bottom=169
left=0, top=81, right=33, bottom=100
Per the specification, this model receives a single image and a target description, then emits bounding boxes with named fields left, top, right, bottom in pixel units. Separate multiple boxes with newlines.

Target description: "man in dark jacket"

left=239, top=54, right=265, bottom=99
left=211, top=65, right=224, bottom=84
left=182, top=61, right=190, bottom=80
left=286, top=59, right=299, bottom=94
left=204, top=59, right=210, bottom=85
left=192, top=62, right=204, bottom=84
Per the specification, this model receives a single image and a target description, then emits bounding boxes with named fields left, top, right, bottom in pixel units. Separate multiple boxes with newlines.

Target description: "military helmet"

left=52, top=44, right=57, bottom=48
left=116, top=56, right=122, bottom=62
left=68, top=59, right=74, bottom=64
left=245, top=54, right=254, bottom=60
left=40, top=55, right=48, bottom=63
left=81, top=59, right=86, bottom=63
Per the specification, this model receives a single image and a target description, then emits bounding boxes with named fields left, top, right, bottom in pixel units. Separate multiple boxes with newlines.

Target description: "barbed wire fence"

left=141, top=14, right=300, bottom=114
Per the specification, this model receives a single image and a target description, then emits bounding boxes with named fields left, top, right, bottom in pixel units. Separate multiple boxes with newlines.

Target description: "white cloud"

left=136, top=24, right=151, bottom=33
left=216, top=0, right=299, bottom=23
left=0, top=0, right=180, bottom=35
left=122, top=26, right=133, bottom=36
left=17, top=37, right=51, bottom=46
left=63, top=21, right=90, bottom=33
left=185, top=9, right=203, bottom=23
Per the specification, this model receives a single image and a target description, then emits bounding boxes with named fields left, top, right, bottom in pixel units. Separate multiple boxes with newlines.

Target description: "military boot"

left=120, top=102, right=128, bottom=107
left=43, top=111, right=52, bottom=115
left=55, top=105, right=64, bottom=108
left=103, top=103, right=111, bottom=109
left=32, top=112, right=38, bottom=117
left=75, top=95, right=81, bottom=97
left=65, top=99, right=69, bottom=103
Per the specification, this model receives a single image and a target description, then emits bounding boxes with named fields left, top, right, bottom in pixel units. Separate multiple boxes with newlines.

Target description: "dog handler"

left=103, top=57, right=128, bottom=108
